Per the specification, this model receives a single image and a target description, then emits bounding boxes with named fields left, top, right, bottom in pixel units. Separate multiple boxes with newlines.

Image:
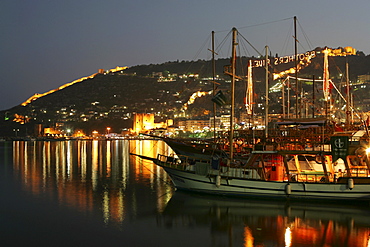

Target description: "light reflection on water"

left=2, top=140, right=370, bottom=246
left=161, top=191, right=370, bottom=247
left=11, top=140, right=173, bottom=220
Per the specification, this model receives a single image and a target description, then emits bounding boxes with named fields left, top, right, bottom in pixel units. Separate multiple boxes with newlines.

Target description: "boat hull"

left=159, top=164, right=370, bottom=203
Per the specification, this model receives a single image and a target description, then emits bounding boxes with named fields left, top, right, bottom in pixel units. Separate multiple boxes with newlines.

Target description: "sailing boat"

left=132, top=27, right=370, bottom=203
left=149, top=28, right=249, bottom=161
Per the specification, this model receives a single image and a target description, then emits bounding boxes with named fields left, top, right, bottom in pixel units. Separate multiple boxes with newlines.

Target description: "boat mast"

left=229, top=27, right=237, bottom=160
left=287, top=77, right=290, bottom=118
left=345, top=58, right=350, bottom=130
left=282, top=78, right=285, bottom=118
left=212, top=31, right=217, bottom=141
left=246, top=60, right=253, bottom=115
left=323, top=48, right=330, bottom=121
left=312, top=75, right=315, bottom=118
left=294, top=16, right=299, bottom=118
left=265, top=45, right=269, bottom=139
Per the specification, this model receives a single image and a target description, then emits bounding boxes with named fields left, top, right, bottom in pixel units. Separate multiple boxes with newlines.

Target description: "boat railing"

left=157, top=151, right=370, bottom=182
left=349, top=167, right=370, bottom=177
left=156, top=153, right=262, bottom=179
left=289, top=167, right=370, bottom=183
left=290, top=171, right=332, bottom=183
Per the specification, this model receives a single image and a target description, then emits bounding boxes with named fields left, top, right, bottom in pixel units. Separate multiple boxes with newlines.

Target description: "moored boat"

left=133, top=23, right=370, bottom=203
left=132, top=134, right=370, bottom=203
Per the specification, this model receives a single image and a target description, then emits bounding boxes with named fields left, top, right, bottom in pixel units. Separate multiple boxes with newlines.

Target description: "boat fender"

left=348, top=178, right=354, bottom=190
left=215, top=175, right=221, bottom=187
left=285, top=184, right=291, bottom=195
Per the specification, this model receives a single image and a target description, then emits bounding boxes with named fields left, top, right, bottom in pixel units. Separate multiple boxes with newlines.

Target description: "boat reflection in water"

left=8, top=140, right=370, bottom=246
left=161, top=191, right=370, bottom=247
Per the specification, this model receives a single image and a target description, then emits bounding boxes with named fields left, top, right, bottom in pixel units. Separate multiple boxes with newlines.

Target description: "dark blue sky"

left=1, top=0, right=370, bottom=110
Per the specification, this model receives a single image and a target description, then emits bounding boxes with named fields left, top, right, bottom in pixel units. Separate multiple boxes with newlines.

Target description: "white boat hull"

left=160, top=165, right=370, bottom=202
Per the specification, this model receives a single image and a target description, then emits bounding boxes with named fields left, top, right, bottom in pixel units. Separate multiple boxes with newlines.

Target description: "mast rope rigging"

left=296, top=19, right=314, bottom=51
left=185, top=33, right=213, bottom=75
left=236, top=17, right=293, bottom=31
left=237, top=31, right=263, bottom=57
left=279, top=21, right=294, bottom=57
left=285, top=76, right=361, bottom=120
left=214, top=29, right=234, bottom=58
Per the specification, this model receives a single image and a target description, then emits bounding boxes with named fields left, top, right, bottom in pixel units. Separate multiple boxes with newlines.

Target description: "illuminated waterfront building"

left=133, top=113, right=173, bottom=134
left=177, top=119, right=210, bottom=132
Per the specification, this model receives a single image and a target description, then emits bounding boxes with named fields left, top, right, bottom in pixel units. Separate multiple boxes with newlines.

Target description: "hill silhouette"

left=1, top=52, right=370, bottom=137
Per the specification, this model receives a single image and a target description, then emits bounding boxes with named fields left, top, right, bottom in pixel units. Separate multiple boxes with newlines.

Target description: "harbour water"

left=1, top=140, right=370, bottom=247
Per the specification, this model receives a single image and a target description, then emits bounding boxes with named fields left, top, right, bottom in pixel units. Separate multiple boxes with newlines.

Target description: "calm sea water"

left=1, top=140, right=370, bottom=247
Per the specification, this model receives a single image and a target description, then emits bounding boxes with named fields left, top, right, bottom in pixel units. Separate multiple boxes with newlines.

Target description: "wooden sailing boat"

left=132, top=27, right=370, bottom=203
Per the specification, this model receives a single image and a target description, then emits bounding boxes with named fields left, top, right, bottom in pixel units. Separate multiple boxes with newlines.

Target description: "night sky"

left=1, top=0, right=370, bottom=110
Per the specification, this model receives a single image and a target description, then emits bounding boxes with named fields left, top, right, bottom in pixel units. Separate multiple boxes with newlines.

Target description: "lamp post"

left=92, top=130, right=98, bottom=139
left=13, top=128, right=19, bottom=137
left=106, top=127, right=111, bottom=139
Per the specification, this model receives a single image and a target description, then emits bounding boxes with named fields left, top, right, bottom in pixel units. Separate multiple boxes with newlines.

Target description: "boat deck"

left=156, top=149, right=370, bottom=184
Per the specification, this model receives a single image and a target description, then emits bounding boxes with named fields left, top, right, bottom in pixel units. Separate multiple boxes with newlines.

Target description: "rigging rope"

left=279, top=21, right=294, bottom=57
left=235, top=17, right=293, bottom=32
left=297, top=19, right=314, bottom=51
left=139, top=157, right=174, bottom=187
left=237, top=31, right=263, bottom=57
left=129, top=139, right=175, bottom=187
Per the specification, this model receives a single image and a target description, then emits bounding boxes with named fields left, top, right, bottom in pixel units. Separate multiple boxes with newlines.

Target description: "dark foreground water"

left=1, top=140, right=370, bottom=247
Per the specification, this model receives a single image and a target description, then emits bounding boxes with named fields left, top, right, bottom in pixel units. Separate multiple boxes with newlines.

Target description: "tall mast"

left=246, top=60, right=253, bottom=115
left=246, top=60, right=254, bottom=142
left=345, top=58, right=350, bottom=129
left=294, top=16, right=299, bottom=118
left=312, top=75, right=315, bottom=118
left=212, top=31, right=217, bottom=140
left=265, top=46, right=269, bottom=139
left=287, top=77, right=290, bottom=118
left=323, top=48, right=330, bottom=116
left=282, top=78, right=285, bottom=118
left=229, top=27, right=237, bottom=160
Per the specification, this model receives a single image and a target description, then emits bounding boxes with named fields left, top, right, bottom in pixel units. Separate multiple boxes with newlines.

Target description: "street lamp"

left=106, top=127, right=111, bottom=135
left=13, top=128, right=19, bottom=137
left=92, top=130, right=98, bottom=139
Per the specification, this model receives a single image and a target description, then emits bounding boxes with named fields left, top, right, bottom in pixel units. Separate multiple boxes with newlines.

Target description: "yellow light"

left=366, top=147, right=370, bottom=155
left=285, top=227, right=292, bottom=247
left=21, top=67, right=128, bottom=106
left=181, top=90, right=212, bottom=111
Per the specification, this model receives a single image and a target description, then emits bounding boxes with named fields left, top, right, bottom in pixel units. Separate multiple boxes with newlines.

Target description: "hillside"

left=1, top=52, right=370, bottom=137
